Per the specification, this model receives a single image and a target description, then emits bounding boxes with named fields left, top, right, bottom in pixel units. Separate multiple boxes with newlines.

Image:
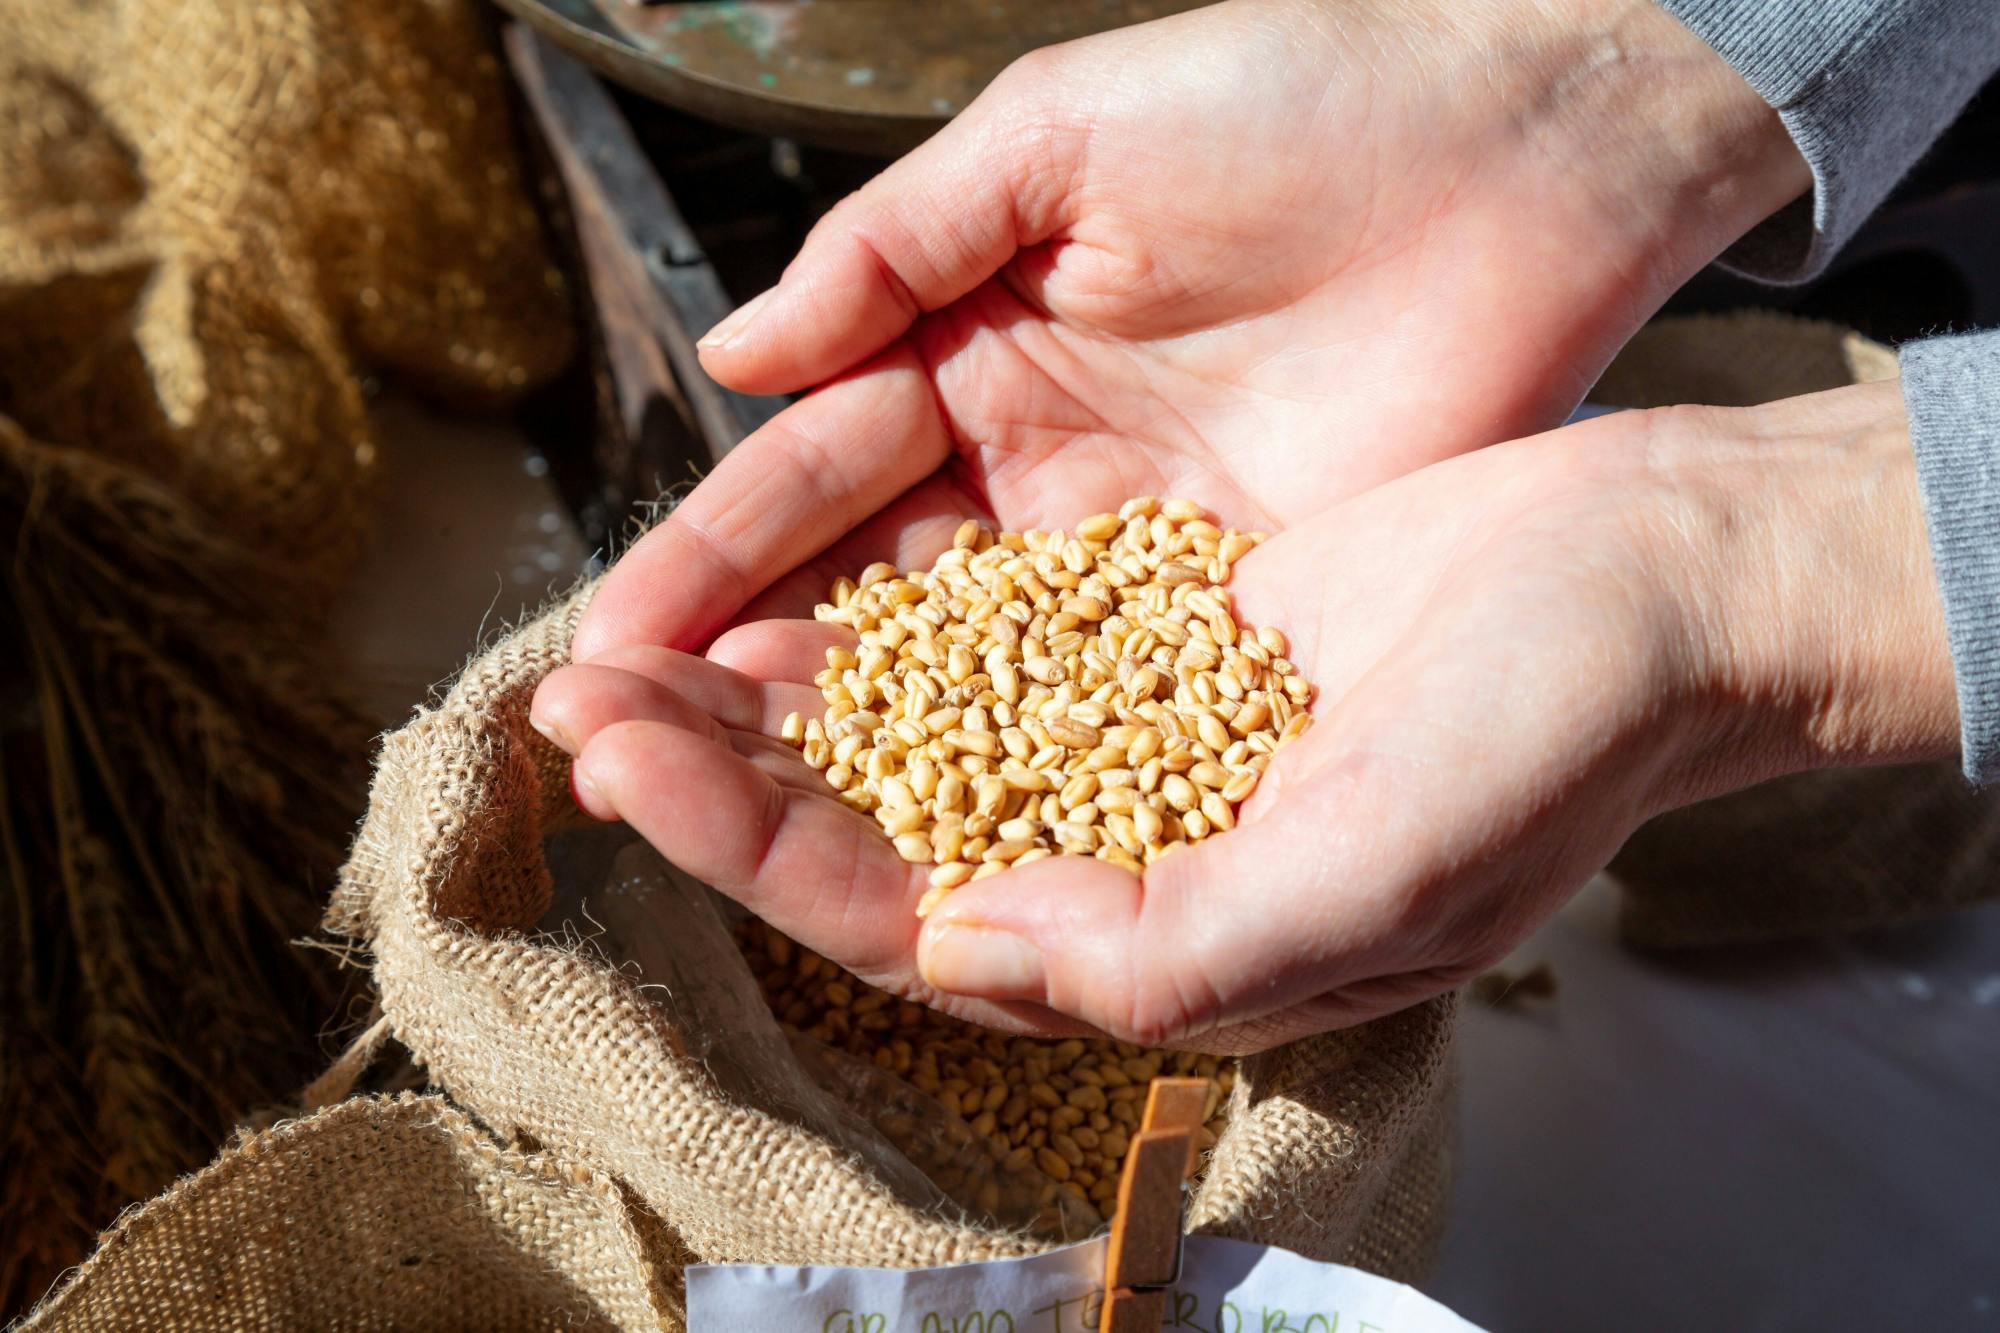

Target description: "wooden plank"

left=1140, top=1077, right=1210, bottom=1176
left=1104, top=1129, right=1190, bottom=1292
left=505, top=24, right=785, bottom=467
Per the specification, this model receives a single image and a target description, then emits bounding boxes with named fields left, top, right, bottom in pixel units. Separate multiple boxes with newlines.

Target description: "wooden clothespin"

left=1101, top=1077, right=1209, bottom=1332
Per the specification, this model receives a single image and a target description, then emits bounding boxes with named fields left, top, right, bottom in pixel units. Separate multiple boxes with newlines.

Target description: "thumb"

left=913, top=762, right=1403, bottom=1051
left=696, top=57, right=1085, bottom=395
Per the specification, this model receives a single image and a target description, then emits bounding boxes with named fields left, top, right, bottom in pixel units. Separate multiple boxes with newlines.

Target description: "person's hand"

left=568, top=0, right=1808, bottom=662
left=536, top=380, right=1956, bottom=1051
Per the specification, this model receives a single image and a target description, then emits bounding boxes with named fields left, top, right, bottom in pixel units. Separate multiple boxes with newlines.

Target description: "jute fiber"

left=29, top=578, right=1457, bottom=1328
left=343, top=583, right=1456, bottom=1269
left=1602, top=312, right=2000, bottom=946
left=0, top=0, right=572, bottom=1313
left=0, top=0, right=573, bottom=583
left=18, top=1095, right=679, bottom=1332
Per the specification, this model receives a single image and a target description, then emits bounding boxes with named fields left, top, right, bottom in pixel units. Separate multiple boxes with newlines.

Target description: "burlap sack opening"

left=533, top=827, right=1107, bottom=1239
left=319, top=581, right=1459, bottom=1298
left=24, top=571, right=1454, bottom=1329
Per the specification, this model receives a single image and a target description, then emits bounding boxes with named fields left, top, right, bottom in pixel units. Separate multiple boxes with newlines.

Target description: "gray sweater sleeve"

left=1656, top=4, right=2000, bottom=777
left=1905, top=331, right=2000, bottom=785
left=1655, top=0, right=2000, bottom=283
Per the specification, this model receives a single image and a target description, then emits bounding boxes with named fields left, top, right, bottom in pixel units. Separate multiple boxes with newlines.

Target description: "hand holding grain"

left=536, top=385, right=1956, bottom=1051
left=533, top=0, right=1837, bottom=1049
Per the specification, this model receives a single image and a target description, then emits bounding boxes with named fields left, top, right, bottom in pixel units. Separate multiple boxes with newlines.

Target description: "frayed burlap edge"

left=326, top=578, right=1458, bottom=1286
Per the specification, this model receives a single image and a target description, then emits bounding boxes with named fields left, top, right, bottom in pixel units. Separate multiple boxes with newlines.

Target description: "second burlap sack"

left=21, top=1095, right=680, bottom=1332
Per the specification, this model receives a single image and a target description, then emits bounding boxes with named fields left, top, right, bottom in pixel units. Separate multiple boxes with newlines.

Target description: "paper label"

left=688, top=1234, right=1485, bottom=1332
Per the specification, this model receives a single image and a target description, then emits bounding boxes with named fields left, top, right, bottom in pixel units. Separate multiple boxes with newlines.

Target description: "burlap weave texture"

left=334, top=582, right=1457, bottom=1282
left=1, top=0, right=576, bottom=1311
left=19, top=1095, right=678, bottom=1332
left=27, top=577, right=1459, bottom=1328
left=0, top=0, right=573, bottom=586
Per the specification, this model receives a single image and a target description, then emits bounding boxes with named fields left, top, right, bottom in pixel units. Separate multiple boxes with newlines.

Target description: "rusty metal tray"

left=490, top=0, right=1209, bottom=154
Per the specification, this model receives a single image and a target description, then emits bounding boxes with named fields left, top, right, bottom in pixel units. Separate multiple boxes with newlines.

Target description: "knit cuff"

left=1657, top=0, right=2000, bottom=284
left=1903, top=330, right=2000, bottom=785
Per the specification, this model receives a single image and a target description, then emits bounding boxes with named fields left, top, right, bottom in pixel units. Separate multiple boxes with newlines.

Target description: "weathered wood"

left=1100, top=1076, right=1208, bottom=1333
left=507, top=23, right=785, bottom=485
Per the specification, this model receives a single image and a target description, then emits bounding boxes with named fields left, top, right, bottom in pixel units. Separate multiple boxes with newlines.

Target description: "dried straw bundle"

left=0, top=421, right=372, bottom=1312
left=0, top=0, right=574, bottom=1313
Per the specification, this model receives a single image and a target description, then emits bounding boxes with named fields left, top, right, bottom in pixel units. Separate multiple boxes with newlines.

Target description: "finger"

left=1176, top=979, right=1457, bottom=1057
left=564, top=645, right=822, bottom=738
left=532, top=660, right=828, bottom=807
left=913, top=757, right=1410, bottom=1047
left=571, top=718, right=1108, bottom=1036
left=571, top=345, right=953, bottom=661
left=532, top=661, right=728, bottom=757
left=694, top=74, right=1081, bottom=394
left=707, top=620, right=855, bottom=686
left=729, top=731, right=841, bottom=796
left=574, top=720, right=926, bottom=976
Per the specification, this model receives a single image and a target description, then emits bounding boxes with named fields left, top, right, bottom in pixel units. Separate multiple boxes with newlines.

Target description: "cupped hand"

left=536, top=380, right=1955, bottom=1052
left=569, top=0, right=1806, bottom=663
left=534, top=0, right=1822, bottom=1050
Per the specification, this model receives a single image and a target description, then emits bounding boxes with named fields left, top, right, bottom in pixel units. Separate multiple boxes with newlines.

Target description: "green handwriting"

left=823, top=1312, right=887, bottom=1333
left=918, top=1311, right=1017, bottom=1333
left=814, top=1288, right=1389, bottom=1333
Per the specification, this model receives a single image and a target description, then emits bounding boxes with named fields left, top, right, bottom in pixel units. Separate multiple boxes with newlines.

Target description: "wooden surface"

left=507, top=22, right=787, bottom=511
left=1100, top=1076, right=1208, bottom=1333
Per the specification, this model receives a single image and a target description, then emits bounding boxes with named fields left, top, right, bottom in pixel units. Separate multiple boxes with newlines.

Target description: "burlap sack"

left=1602, top=312, right=2000, bottom=946
left=19, top=1095, right=680, bottom=1332
left=1, top=0, right=576, bottom=1309
left=0, top=0, right=574, bottom=585
left=28, top=580, right=1456, bottom=1330
left=330, top=582, right=1458, bottom=1270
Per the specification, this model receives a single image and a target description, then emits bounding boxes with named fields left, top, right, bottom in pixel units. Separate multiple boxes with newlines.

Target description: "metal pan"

left=490, top=0, right=1211, bottom=155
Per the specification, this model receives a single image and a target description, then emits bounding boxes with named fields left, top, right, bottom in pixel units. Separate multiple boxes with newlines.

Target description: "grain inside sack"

left=739, top=918, right=1233, bottom=1223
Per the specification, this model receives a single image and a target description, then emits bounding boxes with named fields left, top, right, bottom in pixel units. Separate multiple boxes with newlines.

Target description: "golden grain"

left=738, top=920, right=1238, bottom=1224
left=786, top=501, right=1315, bottom=916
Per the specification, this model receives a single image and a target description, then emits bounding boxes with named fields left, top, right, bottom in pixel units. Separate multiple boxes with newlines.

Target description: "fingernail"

left=530, top=714, right=572, bottom=754
left=569, top=764, right=611, bottom=820
left=697, top=286, right=776, bottom=350
left=919, top=924, right=1045, bottom=999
